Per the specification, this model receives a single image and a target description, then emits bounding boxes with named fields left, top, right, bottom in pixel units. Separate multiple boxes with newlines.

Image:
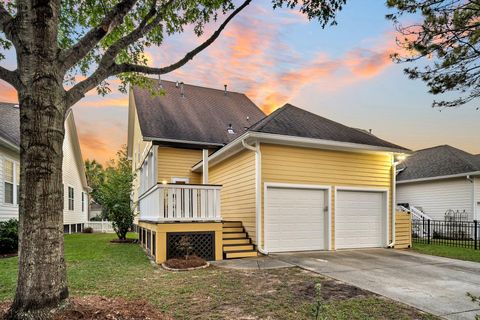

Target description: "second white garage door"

left=335, top=190, right=386, bottom=249
left=265, top=186, right=327, bottom=252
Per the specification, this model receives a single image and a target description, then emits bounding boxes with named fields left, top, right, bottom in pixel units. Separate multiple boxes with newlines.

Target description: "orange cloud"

left=147, top=8, right=400, bottom=115
left=0, top=81, right=17, bottom=103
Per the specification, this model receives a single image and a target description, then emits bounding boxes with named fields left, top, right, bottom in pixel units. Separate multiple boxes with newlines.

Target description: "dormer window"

left=227, top=124, right=235, bottom=134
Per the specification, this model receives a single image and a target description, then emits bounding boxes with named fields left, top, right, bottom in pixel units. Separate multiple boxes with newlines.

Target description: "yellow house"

left=127, top=80, right=410, bottom=264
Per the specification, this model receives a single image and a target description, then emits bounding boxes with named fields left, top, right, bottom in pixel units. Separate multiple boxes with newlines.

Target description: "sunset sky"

left=0, top=1, right=478, bottom=164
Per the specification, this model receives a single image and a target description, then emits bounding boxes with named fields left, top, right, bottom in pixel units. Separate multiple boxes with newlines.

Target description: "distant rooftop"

left=397, top=145, right=480, bottom=182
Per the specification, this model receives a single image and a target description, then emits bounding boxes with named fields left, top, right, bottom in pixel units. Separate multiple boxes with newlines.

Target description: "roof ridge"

left=145, top=78, right=247, bottom=96
left=248, top=104, right=290, bottom=131
left=440, top=145, right=480, bottom=171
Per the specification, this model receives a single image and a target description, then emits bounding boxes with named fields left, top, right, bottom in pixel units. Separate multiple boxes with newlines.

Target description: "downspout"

left=242, top=139, right=268, bottom=255
left=388, top=157, right=396, bottom=248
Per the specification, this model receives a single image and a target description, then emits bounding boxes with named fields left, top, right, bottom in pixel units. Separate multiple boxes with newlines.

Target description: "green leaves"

left=96, top=146, right=135, bottom=240
left=388, top=0, right=480, bottom=109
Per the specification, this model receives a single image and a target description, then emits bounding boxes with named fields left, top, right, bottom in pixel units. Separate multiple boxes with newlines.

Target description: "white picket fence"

left=84, top=221, right=115, bottom=233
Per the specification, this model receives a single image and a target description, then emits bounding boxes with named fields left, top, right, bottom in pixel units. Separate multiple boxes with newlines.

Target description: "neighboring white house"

left=0, top=102, right=89, bottom=232
left=396, top=145, right=480, bottom=221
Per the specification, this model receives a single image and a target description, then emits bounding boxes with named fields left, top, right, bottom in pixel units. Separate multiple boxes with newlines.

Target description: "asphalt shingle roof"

left=0, top=102, right=20, bottom=147
left=248, top=104, right=409, bottom=151
left=132, top=80, right=266, bottom=146
left=396, top=145, right=480, bottom=181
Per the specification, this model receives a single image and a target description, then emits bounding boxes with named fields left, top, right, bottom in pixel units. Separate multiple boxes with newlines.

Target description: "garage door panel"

left=335, top=190, right=385, bottom=249
left=266, top=187, right=327, bottom=252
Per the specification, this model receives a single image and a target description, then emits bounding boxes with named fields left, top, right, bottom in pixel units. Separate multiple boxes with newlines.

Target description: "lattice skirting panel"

left=166, top=232, right=215, bottom=261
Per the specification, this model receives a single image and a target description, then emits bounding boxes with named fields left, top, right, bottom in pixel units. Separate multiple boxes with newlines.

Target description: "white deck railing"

left=138, top=184, right=222, bottom=222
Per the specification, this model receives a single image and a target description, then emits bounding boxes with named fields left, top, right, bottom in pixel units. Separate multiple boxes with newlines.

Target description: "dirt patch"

left=292, top=279, right=375, bottom=302
left=0, top=252, right=17, bottom=259
left=110, top=239, right=137, bottom=244
left=0, top=296, right=171, bottom=320
left=164, top=256, right=207, bottom=269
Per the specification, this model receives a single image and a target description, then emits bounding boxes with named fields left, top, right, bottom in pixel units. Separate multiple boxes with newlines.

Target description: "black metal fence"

left=412, top=219, right=479, bottom=250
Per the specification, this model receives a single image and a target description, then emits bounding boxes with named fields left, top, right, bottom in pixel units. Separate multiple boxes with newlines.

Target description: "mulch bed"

left=163, top=256, right=207, bottom=269
left=0, top=296, right=171, bottom=320
left=0, top=252, right=17, bottom=259
left=110, top=239, right=137, bottom=244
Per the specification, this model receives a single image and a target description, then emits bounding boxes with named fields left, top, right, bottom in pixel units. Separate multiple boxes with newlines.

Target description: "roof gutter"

left=192, top=131, right=410, bottom=172
left=0, top=136, right=19, bottom=152
left=397, top=171, right=480, bottom=184
left=144, top=136, right=224, bottom=147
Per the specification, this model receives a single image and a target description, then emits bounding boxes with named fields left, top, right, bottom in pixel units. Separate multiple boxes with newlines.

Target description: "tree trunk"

left=7, top=87, right=68, bottom=319
left=6, top=1, right=68, bottom=318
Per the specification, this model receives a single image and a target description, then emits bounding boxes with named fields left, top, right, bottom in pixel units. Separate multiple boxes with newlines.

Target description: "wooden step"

left=223, top=221, right=242, bottom=228
left=223, top=244, right=254, bottom=252
left=223, top=238, right=251, bottom=245
left=222, top=227, right=244, bottom=233
left=225, top=250, right=258, bottom=259
left=223, top=232, right=247, bottom=239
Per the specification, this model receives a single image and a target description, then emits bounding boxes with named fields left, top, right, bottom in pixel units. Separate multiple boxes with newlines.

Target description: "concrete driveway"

left=272, top=249, right=480, bottom=319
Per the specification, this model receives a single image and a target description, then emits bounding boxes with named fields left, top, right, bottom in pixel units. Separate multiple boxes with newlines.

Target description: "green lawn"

left=0, top=234, right=438, bottom=319
left=412, top=242, right=480, bottom=263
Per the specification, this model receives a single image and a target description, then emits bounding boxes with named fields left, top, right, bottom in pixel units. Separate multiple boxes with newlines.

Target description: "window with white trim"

left=68, top=186, right=74, bottom=211
left=3, top=159, right=14, bottom=204
left=81, top=192, right=86, bottom=212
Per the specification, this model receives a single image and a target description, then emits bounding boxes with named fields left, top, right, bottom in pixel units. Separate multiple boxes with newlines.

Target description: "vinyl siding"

left=260, top=144, right=394, bottom=249
left=62, top=117, right=89, bottom=225
left=0, top=146, right=19, bottom=221
left=0, top=118, right=88, bottom=225
left=396, top=178, right=474, bottom=220
left=209, top=150, right=256, bottom=242
left=157, top=147, right=202, bottom=184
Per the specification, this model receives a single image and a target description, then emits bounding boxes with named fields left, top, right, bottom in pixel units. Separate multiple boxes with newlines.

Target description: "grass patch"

left=0, top=233, right=438, bottom=319
left=412, top=242, right=480, bottom=263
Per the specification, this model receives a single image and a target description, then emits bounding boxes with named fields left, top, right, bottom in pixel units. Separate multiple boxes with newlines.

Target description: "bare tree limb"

left=66, top=0, right=252, bottom=107
left=0, top=66, right=20, bottom=90
left=113, top=0, right=252, bottom=75
left=59, top=0, right=139, bottom=72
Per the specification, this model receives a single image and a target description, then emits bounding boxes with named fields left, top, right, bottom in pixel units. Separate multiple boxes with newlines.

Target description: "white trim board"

left=397, top=171, right=480, bottom=184
left=334, top=186, right=389, bottom=250
left=192, top=131, right=410, bottom=172
left=263, top=182, right=332, bottom=253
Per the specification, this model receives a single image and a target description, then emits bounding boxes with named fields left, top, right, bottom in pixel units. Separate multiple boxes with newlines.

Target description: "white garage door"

left=335, top=190, right=385, bottom=249
left=265, top=187, right=327, bottom=252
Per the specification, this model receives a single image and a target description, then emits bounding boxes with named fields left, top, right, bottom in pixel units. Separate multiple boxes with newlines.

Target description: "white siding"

left=0, top=145, right=19, bottom=221
left=0, top=117, right=88, bottom=225
left=62, top=118, right=88, bottom=225
left=397, top=178, right=474, bottom=220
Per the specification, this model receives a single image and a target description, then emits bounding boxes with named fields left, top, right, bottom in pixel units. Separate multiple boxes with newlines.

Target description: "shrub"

left=0, top=219, right=19, bottom=254
left=83, top=227, right=94, bottom=233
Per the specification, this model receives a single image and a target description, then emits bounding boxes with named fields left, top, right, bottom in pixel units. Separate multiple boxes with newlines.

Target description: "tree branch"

left=0, top=66, right=20, bottom=90
left=66, top=0, right=252, bottom=107
left=113, top=0, right=252, bottom=76
left=60, top=0, right=139, bottom=72
left=0, top=4, right=15, bottom=42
